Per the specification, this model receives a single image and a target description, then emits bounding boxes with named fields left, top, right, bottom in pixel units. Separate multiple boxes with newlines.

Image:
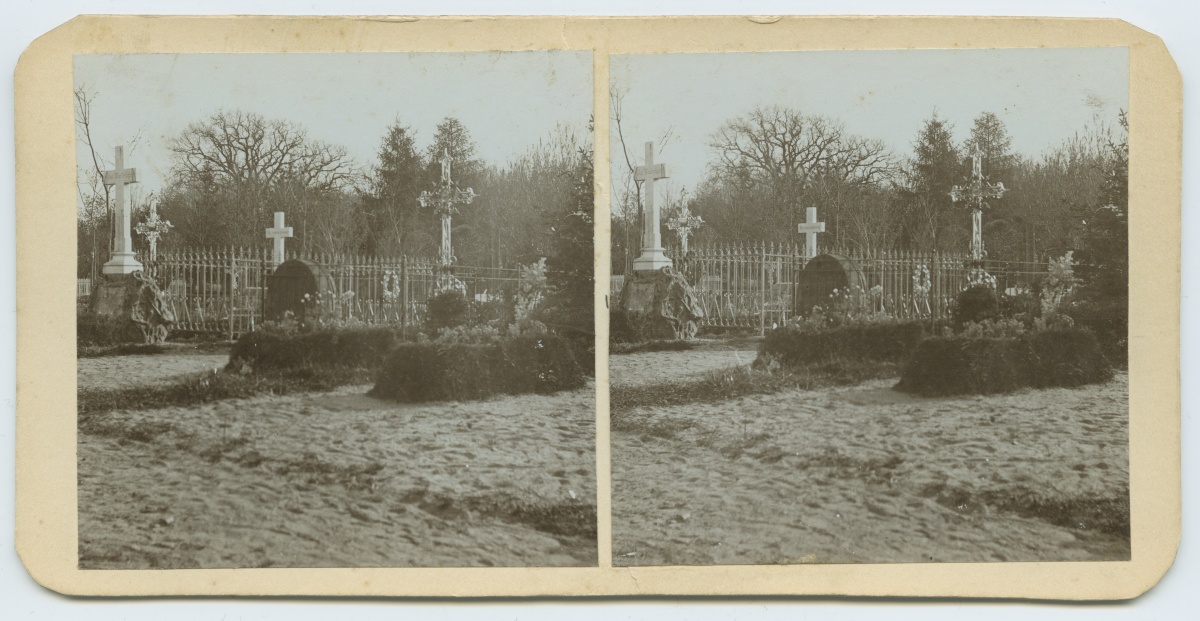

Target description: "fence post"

left=759, top=242, right=766, bottom=336
left=227, top=246, right=235, bottom=341
left=401, top=255, right=408, bottom=339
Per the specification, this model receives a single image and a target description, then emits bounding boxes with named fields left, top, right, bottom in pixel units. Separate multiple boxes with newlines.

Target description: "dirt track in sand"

left=609, top=350, right=1129, bottom=566
left=78, top=355, right=596, bottom=568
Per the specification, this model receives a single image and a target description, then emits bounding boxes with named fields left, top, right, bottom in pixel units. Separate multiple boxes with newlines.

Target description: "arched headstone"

left=265, top=259, right=333, bottom=322
left=797, top=253, right=867, bottom=316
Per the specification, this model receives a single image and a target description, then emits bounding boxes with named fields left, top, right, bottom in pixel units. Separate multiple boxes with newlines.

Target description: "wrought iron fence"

left=136, top=247, right=527, bottom=339
left=638, top=242, right=1050, bottom=334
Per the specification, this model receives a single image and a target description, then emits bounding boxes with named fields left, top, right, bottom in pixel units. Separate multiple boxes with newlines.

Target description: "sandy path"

left=78, top=353, right=230, bottom=390
left=79, top=382, right=596, bottom=568
left=612, top=366, right=1129, bottom=566
left=611, top=348, right=759, bottom=388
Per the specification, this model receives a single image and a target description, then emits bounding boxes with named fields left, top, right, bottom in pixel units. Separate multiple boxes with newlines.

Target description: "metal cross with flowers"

left=666, top=192, right=704, bottom=255
left=134, top=200, right=173, bottom=262
left=950, top=145, right=1007, bottom=262
left=418, top=149, right=478, bottom=268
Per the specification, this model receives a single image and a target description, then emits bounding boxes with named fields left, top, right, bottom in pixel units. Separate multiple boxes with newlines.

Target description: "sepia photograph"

left=608, top=48, right=1131, bottom=565
left=73, top=50, right=598, bottom=568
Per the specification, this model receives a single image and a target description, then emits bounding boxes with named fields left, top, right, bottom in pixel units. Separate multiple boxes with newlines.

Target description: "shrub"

left=370, top=334, right=586, bottom=403
left=227, top=325, right=402, bottom=373
left=758, top=321, right=925, bottom=367
left=952, top=285, right=999, bottom=328
left=425, top=290, right=471, bottom=332
left=997, top=290, right=1040, bottom=326
left=1061, top=297, right=1128, bottom=366
left=896, top=328, right=1112, bottom=396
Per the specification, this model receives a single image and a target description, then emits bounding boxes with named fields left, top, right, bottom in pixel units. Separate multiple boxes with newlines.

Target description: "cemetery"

left=610, top=102, right=1130, bottom=564
left=76, top=85, right=598, bottom=567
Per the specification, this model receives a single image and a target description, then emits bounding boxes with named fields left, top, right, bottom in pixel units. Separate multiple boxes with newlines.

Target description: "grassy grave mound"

left=370, top=334, right=587, bottom=403
left=896, top=328, right=1112, bottom=396
left=226, top=325, right=403, bottom=374
left=758, top=321, right=926, bottom=367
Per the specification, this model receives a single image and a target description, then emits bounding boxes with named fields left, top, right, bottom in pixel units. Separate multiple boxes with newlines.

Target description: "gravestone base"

left=87, top=271, right=175, bottom=344
left=617, top=267, right=705, bottom=341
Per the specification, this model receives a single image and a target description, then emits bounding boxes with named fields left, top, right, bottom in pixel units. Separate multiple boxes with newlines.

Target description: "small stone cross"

left=632, top=141, right=672, bottom=272
left=265, top=211, right=293, bottom=266
left=796, top=206, right=826, bottom=260
left=134, top=201, right=173, bottom=262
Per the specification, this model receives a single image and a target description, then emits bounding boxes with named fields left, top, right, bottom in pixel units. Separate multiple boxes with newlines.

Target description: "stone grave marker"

left=797, top=253, right=867, bottom=316
left=265, top=259, right=333, bottom=322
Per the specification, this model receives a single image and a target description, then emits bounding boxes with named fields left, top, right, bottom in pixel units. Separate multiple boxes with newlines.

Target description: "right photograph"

left=608, top=48, right=1131, bottom=566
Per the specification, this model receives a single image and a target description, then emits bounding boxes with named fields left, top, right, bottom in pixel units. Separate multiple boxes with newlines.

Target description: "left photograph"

left=74, top=51, right=597, bottom=568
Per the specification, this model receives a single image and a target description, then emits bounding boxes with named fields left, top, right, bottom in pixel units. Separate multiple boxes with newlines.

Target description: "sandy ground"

left=77, top=353, right=230, bottom=390
left=78, top=359, right=596, bottom=568
left=610, top=351, right=1129, bottom=566
left=610, top=347, right=760, bottom=388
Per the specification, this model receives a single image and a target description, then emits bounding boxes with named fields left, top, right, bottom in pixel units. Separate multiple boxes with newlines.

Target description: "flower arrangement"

left=381, top=271, right=401, bottom=302
left=1041, top=251, right=1076, bottom=315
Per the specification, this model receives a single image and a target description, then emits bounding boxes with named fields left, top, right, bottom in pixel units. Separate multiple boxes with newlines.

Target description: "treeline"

left=612, top=106, right=1128, bottom=275
left=77, top=103, right=591, bottom=278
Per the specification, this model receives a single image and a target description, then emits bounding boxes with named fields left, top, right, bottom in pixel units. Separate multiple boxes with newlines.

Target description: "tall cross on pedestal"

left=796, top=206, right=826, bottom=260
left=134, top=200, right=173, bottom=262
left=666, top=193, right=703, bottom=255
left=632, top=141, right=672, bottom=272
left=418, top=148, right=477, bottom=268
left=265, top=211, right=293, bottom=267
left=951, top=145, right=1007, bottom=262
left=101, top=145, right=144, bottom=275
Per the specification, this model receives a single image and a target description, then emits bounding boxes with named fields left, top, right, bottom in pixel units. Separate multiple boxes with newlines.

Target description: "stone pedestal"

left=617, top=267, right=705, bottom=340
left=101, top=251, right=144, bottom=276
left=88, top=271, right=175, bottom=344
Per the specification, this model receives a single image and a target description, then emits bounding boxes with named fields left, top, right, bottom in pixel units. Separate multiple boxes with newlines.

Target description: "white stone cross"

left=134, top=201, right=173, bottom=262
left=796, top=206, right=826, bottom=260
left=101, top=145, right=144, bottom=275
left=951, top=145, right=1007, bottom=262
left=632, top=141, right=672, bottom=272
left=265, top=211, right=293, bottom=266
left=666, top=196, right=704, bottom=255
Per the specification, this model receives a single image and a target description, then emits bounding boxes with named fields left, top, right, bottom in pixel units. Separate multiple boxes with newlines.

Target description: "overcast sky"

left=610, top=47, right=1128, bottom=205
left=74, top=51, right=593, bottom=198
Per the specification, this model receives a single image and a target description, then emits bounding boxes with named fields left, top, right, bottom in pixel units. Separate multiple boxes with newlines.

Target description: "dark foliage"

left=896, top=328, right=1112, bottom=396
left=226, top=325, right=402, bottom=373
left=997, top=290, right=1041, bottom=325
left=759, top=321, right=926, bottom=366
left=1061, top=298, right=1128, bottom=366
left=425, top=290, right=471, bottom=332
left=609, top=309, right=636, bottom=344
left=540, top=149, right=596, bottom=371
left=77, top=313, right=143, bottom=347
left=952, top=285, right=1000, bottom=328
left=370, top=335, right=586, bottom=403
